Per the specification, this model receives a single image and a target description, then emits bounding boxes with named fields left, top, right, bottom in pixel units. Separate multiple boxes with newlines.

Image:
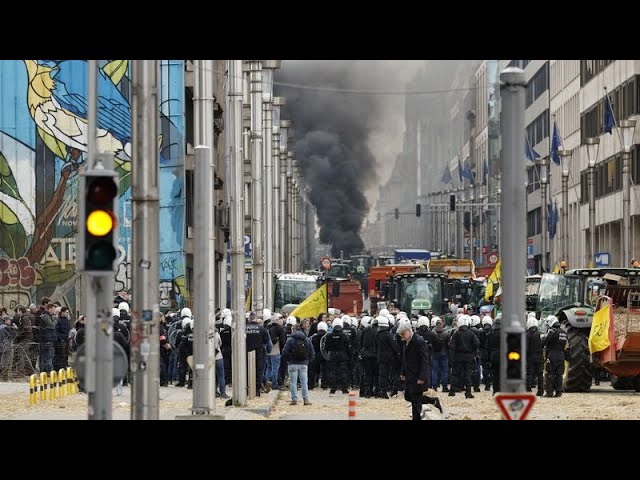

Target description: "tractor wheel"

left=563, top=323, right=592, bottom=392
left=610, top=374, right=637, bottom=391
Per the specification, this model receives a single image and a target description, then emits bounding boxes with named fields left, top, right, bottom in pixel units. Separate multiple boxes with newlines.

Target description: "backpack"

left=291, top=338, right=309, bottom=361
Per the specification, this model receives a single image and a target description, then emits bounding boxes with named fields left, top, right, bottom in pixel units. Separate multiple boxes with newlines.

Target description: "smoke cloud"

left=276, top=60, right=424, bottom=257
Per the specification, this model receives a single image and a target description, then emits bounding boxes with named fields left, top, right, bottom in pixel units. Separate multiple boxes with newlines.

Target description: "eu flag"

left=441, top=165, right=453, bottom=184
left=526, top=133, right=540, bottom=162
left=550, top=121, right=562, bottom=166
left=604, top=94, right=615, bottom=135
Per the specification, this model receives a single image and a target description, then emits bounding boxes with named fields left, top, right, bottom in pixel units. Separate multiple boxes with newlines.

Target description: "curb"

left=244, top=389, right=282, bottom=418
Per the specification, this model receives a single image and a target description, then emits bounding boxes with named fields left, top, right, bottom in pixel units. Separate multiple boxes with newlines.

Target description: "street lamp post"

left=620, top=119, right=637, bottom=267
left=539, top=157, right=550, bottom=273
left=558, top=148, right=573, bottom=267
left=585, top=137, right=600, bottom=266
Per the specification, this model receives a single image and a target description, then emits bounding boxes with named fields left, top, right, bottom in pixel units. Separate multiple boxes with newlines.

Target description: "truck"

left=427, top=259, right=482, bottom=311
left=367, top=263, right=424, bottom=315
left=273, top=273, right=320, bottom=313
left=537, top=267, right=640, bottom=392
left=394, top=249, right=431, bottom=264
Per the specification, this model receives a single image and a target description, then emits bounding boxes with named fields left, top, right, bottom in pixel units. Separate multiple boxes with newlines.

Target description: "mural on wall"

left=0, top=60, right=188, bottom=313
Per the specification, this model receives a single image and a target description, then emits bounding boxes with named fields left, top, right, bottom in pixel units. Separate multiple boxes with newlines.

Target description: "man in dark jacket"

left=54, top=307, right=71, bottom=371
left=526, top=316, right=544, bottom=396
left=246, top=311, right=272, bottom=396
left=281, top=324, right=315, bottom=405
left=542, top=315, right=567, bottom=397
left=39, top=303, right=57, bottom=374
left=397, top=322, right=443, bottom=420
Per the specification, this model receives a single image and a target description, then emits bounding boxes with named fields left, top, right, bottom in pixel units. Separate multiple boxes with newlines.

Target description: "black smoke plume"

left=277, top=62, right=379, bottom=257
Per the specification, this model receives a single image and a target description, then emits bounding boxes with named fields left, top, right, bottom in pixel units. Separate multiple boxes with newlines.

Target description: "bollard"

left=29, top=374, right=38, bottom=405
left=58, top=369, right=66, bottom=397
left=49, top=370, right=57, bottom=400
left=73, top=368, right=80, bottom=393
left=348, top=391, right=356, bottom=420
left=66, top=367, right=74, bottom=395
left=39, top=372, right=48, bottom=401
left=247, top=351, right=256, bottom=400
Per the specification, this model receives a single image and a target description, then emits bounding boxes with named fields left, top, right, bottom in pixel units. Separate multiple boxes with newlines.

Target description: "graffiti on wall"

left=0, top=60, right=188, bottom=313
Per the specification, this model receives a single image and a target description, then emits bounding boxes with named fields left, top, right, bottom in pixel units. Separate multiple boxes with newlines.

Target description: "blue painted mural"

left=0, top=60, right=188, bottom=313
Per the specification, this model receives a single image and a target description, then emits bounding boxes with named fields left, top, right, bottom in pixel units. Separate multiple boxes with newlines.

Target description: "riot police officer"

left=542, top=315, right=567, bottom=397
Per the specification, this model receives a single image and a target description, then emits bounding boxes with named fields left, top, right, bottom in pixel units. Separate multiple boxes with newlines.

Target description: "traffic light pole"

left=499, top=67, right=527, bottom=393
left=130, top=60, right=160, bottom=419
left=90, top=273, right=115, bottom=419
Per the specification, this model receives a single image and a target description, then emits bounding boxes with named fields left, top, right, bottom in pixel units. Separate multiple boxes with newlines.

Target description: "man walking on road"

left=281, top=324, right=314, bottom=405
left=397, top=322, right=443, bottom=420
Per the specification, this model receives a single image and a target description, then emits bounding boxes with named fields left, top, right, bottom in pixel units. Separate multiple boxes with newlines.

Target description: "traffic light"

left=416, top=203, right=421, bottom=217
left=449, top=194, right=456, bottom=211
left=506, top=332, right=523, bottom=380
left=394, top=208, right=399, bottom=219
left=78, top=170, right=119, bottom=273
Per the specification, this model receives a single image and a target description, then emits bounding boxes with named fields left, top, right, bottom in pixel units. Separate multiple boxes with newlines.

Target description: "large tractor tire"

left=610, top=374, right=640, bottom=391
left=563, top=323, right=592, bottom=392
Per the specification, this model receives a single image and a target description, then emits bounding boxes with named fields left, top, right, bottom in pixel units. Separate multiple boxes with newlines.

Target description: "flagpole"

left=604, top=86, right=624, bottom=148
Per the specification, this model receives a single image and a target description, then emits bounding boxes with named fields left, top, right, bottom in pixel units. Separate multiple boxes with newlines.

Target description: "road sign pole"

left=499, top=67, right=527, bottom=394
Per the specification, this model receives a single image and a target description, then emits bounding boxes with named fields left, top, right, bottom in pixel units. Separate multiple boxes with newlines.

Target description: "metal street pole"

left=250, top=60, right=264, bottom=311
left=499, top=67, right=527, bottom=394
left=130, top=60, right=160, bottom=419
left=470, top=188, right=475, bottom=263
left=280, top=121, right=291, bottom=272
left=191, top=60, right=215, bottom=413
left=559, top=148, right=572, bottom=266
left=585, top=137, right=599, bottom=266
left=540, top=157, right=549, bottom=273
left=272, top=97, right=285, bottom=274
left=84, top=59, right=98, bottom=419
left=229, top=60, right=247, bottom=406
left=262, top=61, right=281, bottom=310
left=286, top=152, right=294, bottom=270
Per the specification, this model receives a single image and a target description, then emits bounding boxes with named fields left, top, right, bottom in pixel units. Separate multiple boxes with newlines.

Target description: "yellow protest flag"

left=484, top=258, right=501, bottom=302
left=290, top=283, right=327, bottom=319
left=553, top=263, right=560, bottom=274
left=589, top=304, right=611, bottom=353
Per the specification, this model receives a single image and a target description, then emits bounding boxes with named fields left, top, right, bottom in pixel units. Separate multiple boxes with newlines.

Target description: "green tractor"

left=538, top=268, right=640, bottom=392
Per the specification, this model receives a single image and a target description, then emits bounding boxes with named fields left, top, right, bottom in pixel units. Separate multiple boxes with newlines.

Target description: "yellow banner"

left=589, top=304, right=611, bottom=353
left=245, top=287, right=252, bottom=312
left=290, top=283, right=327, bottom=319
left=484, top=258, right=501, bottom=302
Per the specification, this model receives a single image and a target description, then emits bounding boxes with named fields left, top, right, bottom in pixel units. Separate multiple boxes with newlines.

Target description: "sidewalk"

left=0, top=382, right=281, bottom=420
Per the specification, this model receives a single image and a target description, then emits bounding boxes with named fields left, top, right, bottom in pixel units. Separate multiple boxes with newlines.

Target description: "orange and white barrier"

left=348, top=391, right=356, bottom=419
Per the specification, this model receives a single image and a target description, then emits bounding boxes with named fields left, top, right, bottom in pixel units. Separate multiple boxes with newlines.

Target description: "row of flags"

left=442, top=88, right=619, bottom=185
left=440, top=158, right=489, bottom=186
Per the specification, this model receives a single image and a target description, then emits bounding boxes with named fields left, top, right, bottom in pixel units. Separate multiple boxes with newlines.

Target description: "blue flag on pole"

left=526, top=133, right=540, bottom=162
left=456, top=155, right=463, bottom=183
left=441, top=165, right=452, bottom=184
left=550, top=121, right=562, bottom=166
left=482, top=159, right=488, bottom=185
left=604, top=94, right=615, bottom=134
left=461, top=159, right=475, bottom=183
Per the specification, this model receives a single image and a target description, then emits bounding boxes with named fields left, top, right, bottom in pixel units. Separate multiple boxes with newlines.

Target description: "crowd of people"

left=0, top=295, right=572, bottom=418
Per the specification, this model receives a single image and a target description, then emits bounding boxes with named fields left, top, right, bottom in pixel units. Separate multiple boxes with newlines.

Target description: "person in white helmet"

left=309, top=321, right=328, bottom=390
left=429, top=316, right=450, bottom=392
left=324, top=318, right=352, bottom=394
left=469, top=315, right=483, bottom=393
left=526, top=315, right=544, bottom=396
left=220, top=313, right=233, bottom=387
left=375, top=315, right=401, bottom=399
left=359, top=316, right=378, bottom=398
left=480, top=316, right=493, bottom=390
left=246, top=312, right=272, bottom=396
left=448, top=313, right=480, bottom=398
left=542, top=315, right=567, bottom=397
